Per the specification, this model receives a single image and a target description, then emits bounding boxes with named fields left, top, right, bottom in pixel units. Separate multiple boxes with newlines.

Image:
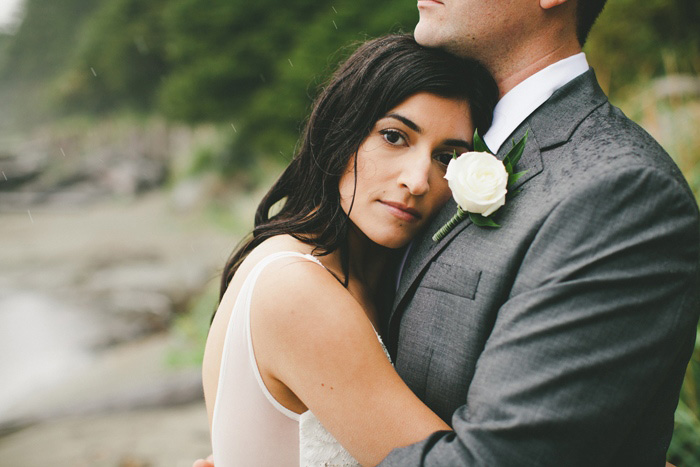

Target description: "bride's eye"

left=379, top=129, right=406, bottom=146
left=434, top=151, right=456, bottom=167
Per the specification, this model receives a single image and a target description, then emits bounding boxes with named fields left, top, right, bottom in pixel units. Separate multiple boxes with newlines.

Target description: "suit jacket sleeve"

left=380, top=164, right=700, bottom=466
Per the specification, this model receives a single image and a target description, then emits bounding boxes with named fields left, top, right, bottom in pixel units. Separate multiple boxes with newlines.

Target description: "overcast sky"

left=0, top=0, right=24, bottom=31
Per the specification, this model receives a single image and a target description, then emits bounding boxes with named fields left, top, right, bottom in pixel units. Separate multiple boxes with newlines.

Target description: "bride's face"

left=339, top=92, right=473, bottom=249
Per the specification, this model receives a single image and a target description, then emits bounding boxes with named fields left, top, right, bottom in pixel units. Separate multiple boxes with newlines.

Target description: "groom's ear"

left=540, top=0, right=570, bottom=9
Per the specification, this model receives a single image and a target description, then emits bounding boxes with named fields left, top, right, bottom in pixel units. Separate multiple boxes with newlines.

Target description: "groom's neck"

left=491, top=39, right=582, bottom=98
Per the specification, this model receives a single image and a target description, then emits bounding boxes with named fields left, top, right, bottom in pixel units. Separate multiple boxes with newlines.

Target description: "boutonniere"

left=432, top=129, right=528, bottom=242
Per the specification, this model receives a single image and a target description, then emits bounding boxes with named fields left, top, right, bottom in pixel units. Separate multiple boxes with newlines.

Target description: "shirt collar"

left=483, top=52, right=589, bottom=154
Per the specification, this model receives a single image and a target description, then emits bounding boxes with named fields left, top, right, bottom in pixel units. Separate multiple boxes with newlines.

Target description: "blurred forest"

left=0, top=0, right=698, bottom=464
left=1, top=0, right=699, bottom=171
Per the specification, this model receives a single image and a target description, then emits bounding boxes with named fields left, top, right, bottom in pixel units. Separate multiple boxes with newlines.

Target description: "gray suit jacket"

left=380, top=70, right=700, bottom=466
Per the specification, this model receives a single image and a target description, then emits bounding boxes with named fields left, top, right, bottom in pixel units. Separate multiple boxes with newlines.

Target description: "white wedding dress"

left=211, top=251, right=390, bottom=466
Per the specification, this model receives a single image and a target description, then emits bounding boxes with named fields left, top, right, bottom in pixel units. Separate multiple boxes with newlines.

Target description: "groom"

left=380, top=0, right=700, bottom=465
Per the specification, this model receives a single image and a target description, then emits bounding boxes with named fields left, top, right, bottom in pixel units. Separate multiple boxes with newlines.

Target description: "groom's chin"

left=414, top=26, right=468, bottom=61
left=414, top=20, right=452, bottom=51
left=414, top=22, right=438, bottom=47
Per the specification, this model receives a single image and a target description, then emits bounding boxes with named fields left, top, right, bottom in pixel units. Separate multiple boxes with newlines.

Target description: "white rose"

left=444, top=151, right=508, bottom=217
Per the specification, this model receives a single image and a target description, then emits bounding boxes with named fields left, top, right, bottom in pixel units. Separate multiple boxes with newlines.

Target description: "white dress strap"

left=242, top=251, right=325, bottom=420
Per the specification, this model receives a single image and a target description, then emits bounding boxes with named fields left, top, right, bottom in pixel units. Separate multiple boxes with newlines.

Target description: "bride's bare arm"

left=251, top=257, right=450, bottom=466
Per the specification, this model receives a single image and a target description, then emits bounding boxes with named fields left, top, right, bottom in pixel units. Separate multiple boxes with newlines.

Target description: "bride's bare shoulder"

left=241, top=234, right=314, bottom=266
left=246, top=238, right=359, bottom=324
left=255, top=237, right=336, bottom=291
left=239, top=234, right=345, bottom=305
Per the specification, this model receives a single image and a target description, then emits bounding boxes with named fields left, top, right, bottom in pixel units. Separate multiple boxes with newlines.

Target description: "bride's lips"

left=380, top=201, right=422, bottom=222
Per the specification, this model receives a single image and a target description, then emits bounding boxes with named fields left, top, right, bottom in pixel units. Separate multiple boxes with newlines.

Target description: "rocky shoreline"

left=0, top=400, right=212, bottom=466
left=0, top=121, right=247, bottom=464
left=0, top=190, right=237, bottom=464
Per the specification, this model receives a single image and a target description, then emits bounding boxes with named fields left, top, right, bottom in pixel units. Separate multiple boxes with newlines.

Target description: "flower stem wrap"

left=432, top=207, right=468, bottom=242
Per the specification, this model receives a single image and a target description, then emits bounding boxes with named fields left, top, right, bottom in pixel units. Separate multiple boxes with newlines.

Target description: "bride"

left=201, top=34, right=497, bottom=466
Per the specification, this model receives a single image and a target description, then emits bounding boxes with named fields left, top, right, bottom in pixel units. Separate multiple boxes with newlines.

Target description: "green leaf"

left=508, top=169, right=529, bottom=186
left=469, top=212, right=500, bottom=228
left=452, top=149, right=458, bottom=160
left=473, top=129, right=492, bottom=154
left=504, top=131, right=528, bottom=168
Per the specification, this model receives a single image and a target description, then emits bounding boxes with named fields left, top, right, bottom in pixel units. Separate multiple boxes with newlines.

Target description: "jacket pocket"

left=418, top=261, right=481, bottom=300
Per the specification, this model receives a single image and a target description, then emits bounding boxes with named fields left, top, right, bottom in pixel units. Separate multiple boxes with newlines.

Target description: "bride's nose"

left=397, top=149, right=431, bottom=196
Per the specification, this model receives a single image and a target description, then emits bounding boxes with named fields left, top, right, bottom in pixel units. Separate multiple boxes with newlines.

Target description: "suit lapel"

left=386, top=69, right=609, bottom=342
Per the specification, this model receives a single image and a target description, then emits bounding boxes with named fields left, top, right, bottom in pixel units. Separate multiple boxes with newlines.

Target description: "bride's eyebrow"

left=383, top=113, right=421, bottom=133
left=444, top=139, right=472, bottom=150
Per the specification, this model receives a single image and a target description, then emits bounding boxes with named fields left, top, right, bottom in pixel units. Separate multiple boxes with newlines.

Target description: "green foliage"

left=3, top=0, right=699, bottom=148
left=468, top=212, right=500, bottom=228
left=668, top=333, right=700, bottom=466
left=0, top=0, right=417, bottom=159
left=155, top=0, right=418, bottom=163
left=54, top=0, right=170, bottom=113
left=157, top=0, right=319, bottom=122
left=186, top=126, right=253, bottom=176
left=166, top=282, right=218, bottom=368
left=0, top=0, right=105, bottom=82
left=0, top=0, right=106, bottom=123
left=228, top=2, right=417, bottom=159
left=0, top=33, right=10, bottom=71
left=586, top=0, right=700, bottom=96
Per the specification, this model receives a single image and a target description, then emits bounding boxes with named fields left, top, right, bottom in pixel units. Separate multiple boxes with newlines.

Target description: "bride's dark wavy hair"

left=219, top=34, right=498, bottom=301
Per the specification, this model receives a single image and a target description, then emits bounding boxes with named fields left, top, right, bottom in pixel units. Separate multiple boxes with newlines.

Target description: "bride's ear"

left=540, top=0, right=570, bottom=9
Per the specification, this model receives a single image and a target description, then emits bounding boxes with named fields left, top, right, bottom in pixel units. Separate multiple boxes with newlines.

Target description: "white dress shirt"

left=483, top=52, right=590, bottom=154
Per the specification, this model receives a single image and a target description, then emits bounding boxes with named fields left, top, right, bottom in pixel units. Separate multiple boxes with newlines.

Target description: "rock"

left=100, top=159, right=168, bottom=197
left=170, top=176, right=214, bottom=212
left=84, top=260, right=209, bottom=306
left=0, top=118, right=178, bottom=208
left=0, top=401, right=211, bottom=467
left=0, top=151, right=45, bottom=191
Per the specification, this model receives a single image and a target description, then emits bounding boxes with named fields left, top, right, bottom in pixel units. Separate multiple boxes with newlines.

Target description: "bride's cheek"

left=434, top=183, right=452, bottom=206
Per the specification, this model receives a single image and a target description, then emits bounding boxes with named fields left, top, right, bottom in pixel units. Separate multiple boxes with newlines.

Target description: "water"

left=0, top=290, right=99, bottom=420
